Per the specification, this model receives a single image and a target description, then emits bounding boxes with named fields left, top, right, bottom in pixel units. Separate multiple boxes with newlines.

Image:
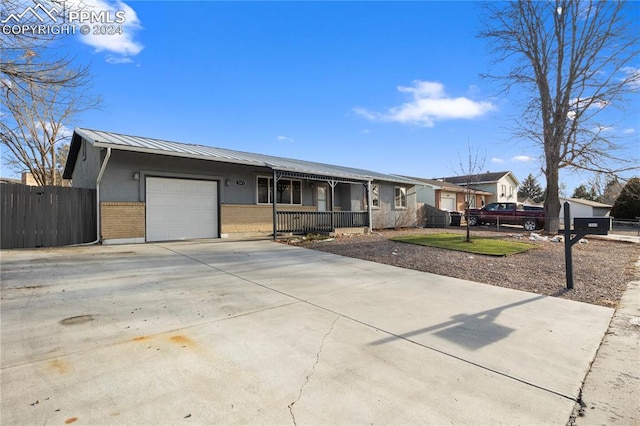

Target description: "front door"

left=317, top=186, right=327, bottom=212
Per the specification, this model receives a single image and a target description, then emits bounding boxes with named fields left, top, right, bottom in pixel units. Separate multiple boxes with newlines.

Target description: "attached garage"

left=145, top=177, right=219, bottom=242
left=440, top=195, right=456, bottom=212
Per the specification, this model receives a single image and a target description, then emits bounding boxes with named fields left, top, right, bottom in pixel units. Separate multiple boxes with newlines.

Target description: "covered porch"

left=270, top=169, right=372, bottom=238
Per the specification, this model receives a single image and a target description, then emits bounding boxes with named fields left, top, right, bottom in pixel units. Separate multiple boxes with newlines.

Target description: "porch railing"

left=276, top=211, right=369, bottom=234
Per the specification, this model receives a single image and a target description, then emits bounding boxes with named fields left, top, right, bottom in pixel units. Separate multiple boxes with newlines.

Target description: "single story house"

left=559, top=197, right=612, bottom=223
left=403, top=176, right=494, bottom=211
left=63, top=128, right=420, bottom=244
left=439, top=171, right=520, bottom=204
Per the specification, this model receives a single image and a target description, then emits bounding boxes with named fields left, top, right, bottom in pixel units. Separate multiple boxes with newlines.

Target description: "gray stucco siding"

left=69, top=139, right=102, bottom=188
left=371, top=182, right=417, bottom=229
left=97, top=150, right=321, bottom=207
left=68, top=137, right=419, bottom=232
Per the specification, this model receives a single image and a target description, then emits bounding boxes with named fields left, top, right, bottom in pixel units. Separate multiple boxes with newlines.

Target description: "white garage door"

left=441, top=197, right=456, bottom=212
left=146, top=177, right=218, bottom=242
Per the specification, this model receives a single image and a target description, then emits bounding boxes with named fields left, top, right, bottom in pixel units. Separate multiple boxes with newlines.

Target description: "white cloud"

left=105, top=55, right=133, bottom=64
left=511, top=155, right=534, bottom=163
left=569, top=96, right=609, bottom=113
left=277, top=135, right=294, bottom=143
left=354, top=80, right=496, bottom=127
left=491, top=157, right=504, bottom=164
left=33, top=122, right=73, bottom=142
left=69, top=0, right=144, bottom=63
left=622, top=128, right=636, bottom=135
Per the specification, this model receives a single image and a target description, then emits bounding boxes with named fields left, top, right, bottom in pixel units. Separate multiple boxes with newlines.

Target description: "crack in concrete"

left=288, top=316, right=340, bottom=426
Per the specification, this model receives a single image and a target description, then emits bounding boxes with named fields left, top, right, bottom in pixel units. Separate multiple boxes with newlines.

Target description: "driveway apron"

left=1, top=240, right=612, bottom=425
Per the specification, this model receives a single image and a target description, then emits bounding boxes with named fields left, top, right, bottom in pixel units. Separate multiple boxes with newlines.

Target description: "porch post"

left=272, top=169, right=278, bottom=240
left=330, top=179, right=336, bottom=230
left=367, top=180, right=372, bottom=233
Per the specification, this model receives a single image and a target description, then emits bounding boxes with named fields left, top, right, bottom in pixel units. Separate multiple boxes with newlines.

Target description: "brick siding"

left=221, top=204, right=315, bottom=233
left=101, top=202, right=145, bottom=240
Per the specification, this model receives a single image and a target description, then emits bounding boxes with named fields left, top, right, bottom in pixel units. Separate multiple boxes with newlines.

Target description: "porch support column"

left=272, top=169, right=278, bottom=240
left=367, top=180, right=372, bottom=233
left=329, top=179, right=336, bottom=230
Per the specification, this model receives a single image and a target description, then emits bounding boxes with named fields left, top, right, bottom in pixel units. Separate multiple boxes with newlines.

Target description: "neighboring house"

left=63, top=128, right=420, bottom=244
left=559, top=197, right=612, bottom=223
left=0, top=177, right=22, bottom=185
left=439, top=171, right=520, bottom=204
left=0, top=174, right=37, bottom=186
left=518, top=196, right=543, bottom=207
left=403, top=176, right=493, bottom=211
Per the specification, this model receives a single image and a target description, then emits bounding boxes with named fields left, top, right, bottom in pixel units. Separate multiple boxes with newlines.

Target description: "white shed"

left=559, top=198, right=612, bottom=224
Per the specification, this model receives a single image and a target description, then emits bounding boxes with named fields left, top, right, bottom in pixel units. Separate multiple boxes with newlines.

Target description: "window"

left=371, top=184, right=380, bottom=208
left=394, top=187, right=407, bottom=209
left=501, top=184, right=507, bottom=197
left=257, top=177, right=302, bottom=205
left=467, top=195, right=476, bottom=208
left=258, top=177, right=270, bottom=203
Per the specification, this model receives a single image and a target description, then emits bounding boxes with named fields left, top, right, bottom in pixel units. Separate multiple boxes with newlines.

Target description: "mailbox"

left=573, top=217, right=611, bottom=235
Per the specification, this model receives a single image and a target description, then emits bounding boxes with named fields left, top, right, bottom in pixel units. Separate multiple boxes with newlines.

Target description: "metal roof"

left=65, top=128, right=421, bottom=185
left=560, top=197, right=613, bottom=209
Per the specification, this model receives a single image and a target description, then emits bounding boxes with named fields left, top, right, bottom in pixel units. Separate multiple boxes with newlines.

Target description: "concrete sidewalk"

left=1, top=240, right=615, bottom=425
left=572, top=259, right=640, bottom=425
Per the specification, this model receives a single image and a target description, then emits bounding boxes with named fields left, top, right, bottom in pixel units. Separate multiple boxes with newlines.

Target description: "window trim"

left=394, top=186, right=407, bottom=209
left=256, top=176, right=302, bottom=205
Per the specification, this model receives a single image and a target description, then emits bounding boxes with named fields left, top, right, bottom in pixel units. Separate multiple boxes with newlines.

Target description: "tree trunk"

left=544, top=165, right=561, bottom=234
left=465, top=206, right=470, bottom=242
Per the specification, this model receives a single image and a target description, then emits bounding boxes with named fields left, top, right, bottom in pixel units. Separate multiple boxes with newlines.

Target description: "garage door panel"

left=146, top=177, right=218, bottom=242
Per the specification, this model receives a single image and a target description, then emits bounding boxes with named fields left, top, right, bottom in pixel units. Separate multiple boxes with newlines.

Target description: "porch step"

left=331, top=227, right=368, bottom=236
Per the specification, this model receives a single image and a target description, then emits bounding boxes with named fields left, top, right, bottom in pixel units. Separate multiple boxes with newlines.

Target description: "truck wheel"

left=468, top=216, right=478, bottom=226
left=523, top=219, right=538, bottom=231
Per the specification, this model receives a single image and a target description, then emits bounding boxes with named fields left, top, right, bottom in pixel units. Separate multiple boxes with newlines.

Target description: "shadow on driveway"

left=370, top=294, right=546, bottom=350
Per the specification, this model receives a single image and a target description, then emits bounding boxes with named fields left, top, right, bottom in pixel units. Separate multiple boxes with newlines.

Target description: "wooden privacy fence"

left=1, top=183, right=97, bottom=249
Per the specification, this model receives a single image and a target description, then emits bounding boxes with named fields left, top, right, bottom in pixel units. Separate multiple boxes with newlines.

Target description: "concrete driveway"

left=1, top=240, right=613, bottom=425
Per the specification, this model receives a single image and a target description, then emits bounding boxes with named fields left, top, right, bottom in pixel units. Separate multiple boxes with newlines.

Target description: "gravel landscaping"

left=291, top=228, right=639, bottom=308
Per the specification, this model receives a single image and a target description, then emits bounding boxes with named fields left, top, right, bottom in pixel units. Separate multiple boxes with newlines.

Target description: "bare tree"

left=1, top=63, right=100, bottom=185
left=1, top=0, right=91, bottom=92
left=1, top=0, right=99, bottom=185
left=587, top=173, right=623, bottom=205
left=456, top=144, right=486, bottom=243
left=479, top=1, right=640, bottom=233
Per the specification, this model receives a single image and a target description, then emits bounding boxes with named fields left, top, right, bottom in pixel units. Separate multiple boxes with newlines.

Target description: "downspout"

left=92, top=147, right=112, bottom=244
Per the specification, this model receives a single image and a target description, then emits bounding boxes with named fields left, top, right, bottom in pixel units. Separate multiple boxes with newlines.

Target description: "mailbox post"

left=563, top=202, right=611, bottom=289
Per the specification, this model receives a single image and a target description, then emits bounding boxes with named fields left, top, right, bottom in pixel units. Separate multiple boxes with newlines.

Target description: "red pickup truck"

left=467, top=202, right=545, bottom=231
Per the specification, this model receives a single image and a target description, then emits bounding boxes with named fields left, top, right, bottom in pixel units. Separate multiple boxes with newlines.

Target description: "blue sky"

left=6, top=1, right=640, bottom=193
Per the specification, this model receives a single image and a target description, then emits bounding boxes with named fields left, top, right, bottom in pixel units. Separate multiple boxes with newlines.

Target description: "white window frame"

left=257, top=176, right=302, bottom=205
left=394, top=186, right=407, bottom=209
